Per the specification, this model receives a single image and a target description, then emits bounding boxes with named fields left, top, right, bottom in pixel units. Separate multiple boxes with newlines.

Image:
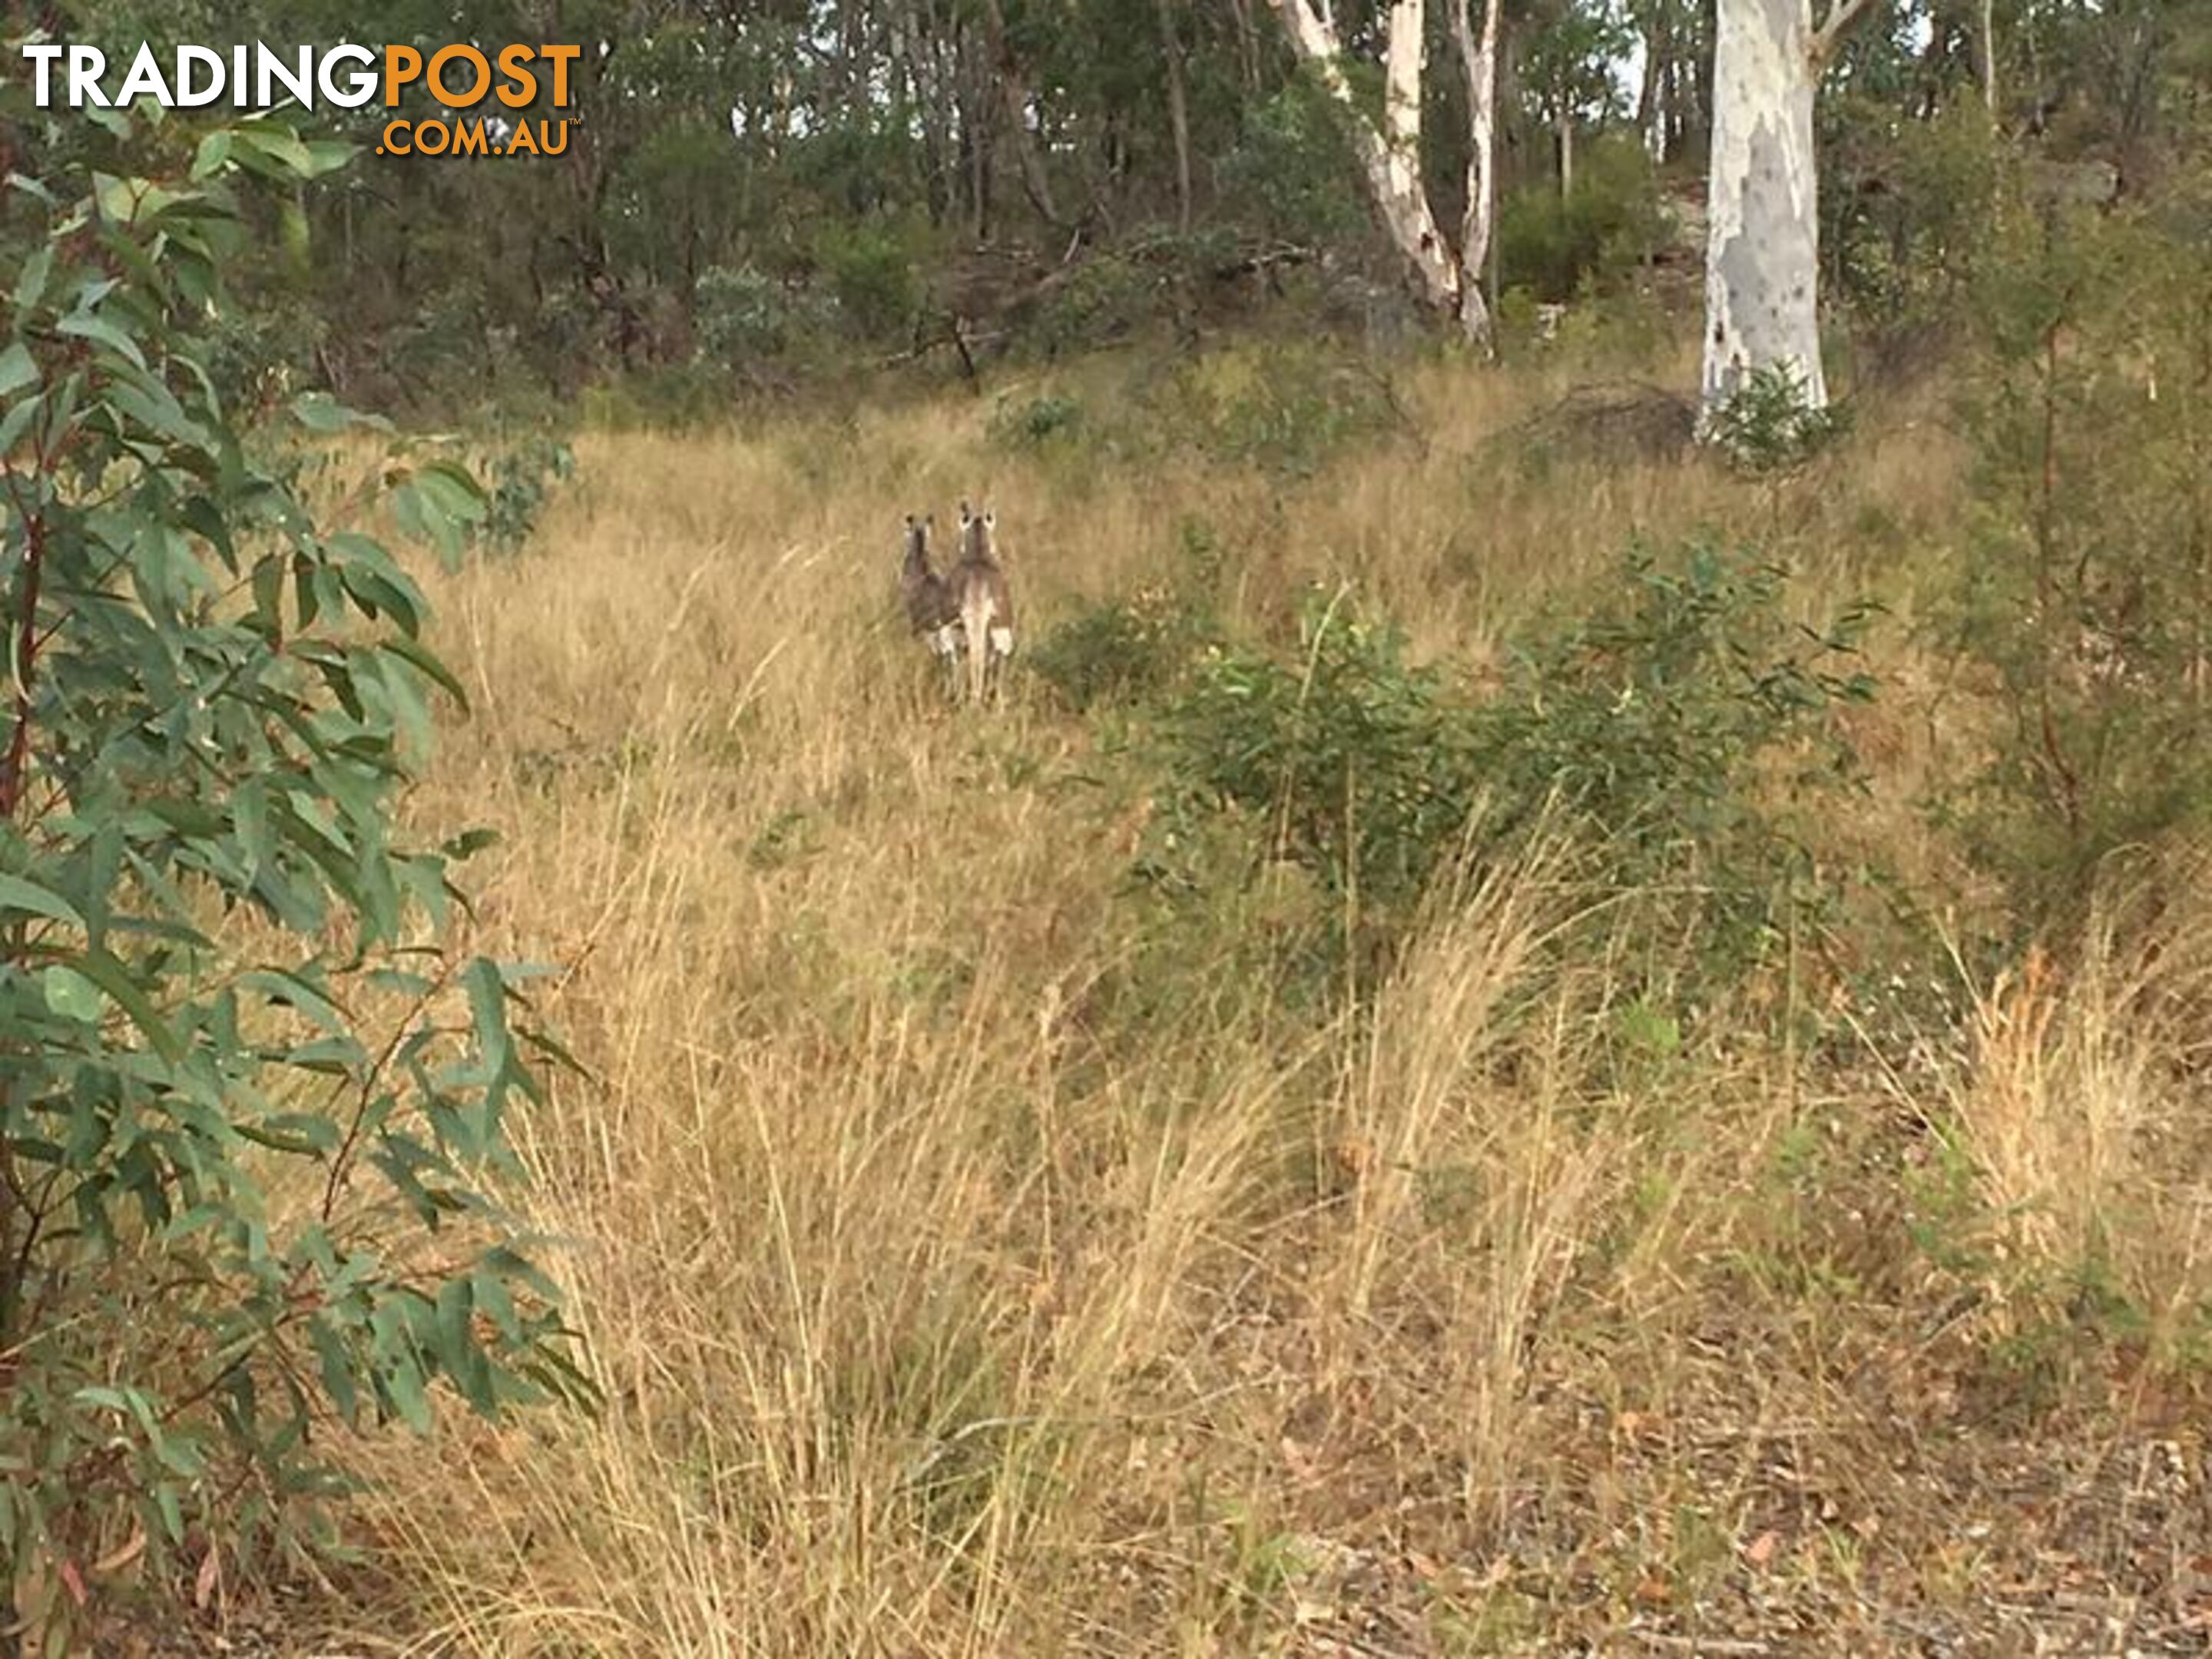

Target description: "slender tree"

left=1269, top=0, right=1505, bottom=344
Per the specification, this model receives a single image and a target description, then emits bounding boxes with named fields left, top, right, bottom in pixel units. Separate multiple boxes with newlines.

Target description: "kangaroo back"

left=901, top=514, right=961, bottom=655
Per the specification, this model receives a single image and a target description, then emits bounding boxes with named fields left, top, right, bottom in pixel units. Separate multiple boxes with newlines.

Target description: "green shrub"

left=1496, top=135, right=1667, bottom=303
left=1137, top=548, right=1878, bottom=989
left=1138, top=343, right=1405, bottom=478
left=695, top=263, right=832, bottom=363
left=1940, top=178, right=2212, bottom=926
left=0, top=109, right=588, bottom=1646
left=816, top=223, right=921, bottom=342
left=469, top=435, right=578, bottom=556
left=1031, top=518, right=1226, bottom=714
left=988, top=392, right=1085, bottom=452
left=1033, top=256, right=1164, bottom=355
left=1707, top=361, right=1853, bottom=475
left=1825, top=94, right=2005, bottom=330
left=1216, top=79, right=1369, bottom=247
left=1030, top=592, right=1212, bottom=714
left=1145, top=590, right=1479, bottom=917
left=1474, top=548, right=1878, bottom=974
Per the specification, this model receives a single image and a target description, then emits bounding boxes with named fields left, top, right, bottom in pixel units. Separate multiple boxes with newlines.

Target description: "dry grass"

left=281, top=346, right=2212, bottom=1655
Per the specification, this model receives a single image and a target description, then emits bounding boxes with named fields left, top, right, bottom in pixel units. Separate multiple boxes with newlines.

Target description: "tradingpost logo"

left=19, top=41, right=580, bottom=157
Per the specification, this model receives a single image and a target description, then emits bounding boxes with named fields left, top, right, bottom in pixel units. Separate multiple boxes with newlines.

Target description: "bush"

left=816, top=223, right=921, bottom=341
left=1824, top=94, right=2005, bottom=331
left=1033, top=256, right=1165, bottom=355
left=1475, top=548, right=1878, bottom=975
left=1940, top=175, right=2212, bottom=926
left=695, top=263, right=831, bottom=363
left=469, top=434, right=578, bottom=556
left=1216, top=79, right=1369, bottom=247
left=1137, top=342, right=1406, bottom=478
left=1031, top=592, right=1210, bottom=714
left=1707, top=361, right=1853, bottom=475
left=0, top=111, right=588, bottom=1646
left=1031, top=519, right=1226, bottom=714
left=1138, top=548, right=1878, bottom=989
left=1496, top=135, right=1668, bottom=303
left=1147, top=591, right=1479, bottom=915
left=988, top=392, right=1085, bottom=452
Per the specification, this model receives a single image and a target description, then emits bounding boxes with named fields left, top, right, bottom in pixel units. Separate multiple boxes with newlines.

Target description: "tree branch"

left=1811, top=0, right=1880, bottom=66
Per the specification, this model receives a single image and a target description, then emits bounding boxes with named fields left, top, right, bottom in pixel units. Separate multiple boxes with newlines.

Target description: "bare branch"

left=1810, top=0, right=1879, bottom=65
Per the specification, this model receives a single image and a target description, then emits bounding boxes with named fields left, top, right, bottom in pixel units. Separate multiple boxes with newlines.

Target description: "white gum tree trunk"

left=1452, top=0, right=1502, bottom=345
left=1272, top=0, right=1501, bottom=347
left=1700, top=0, right=1875, bottom=423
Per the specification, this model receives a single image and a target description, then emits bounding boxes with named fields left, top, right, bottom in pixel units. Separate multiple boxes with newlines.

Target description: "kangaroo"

left=900, top=513, right=962, bottom=698
left=951, top=500, right=1016, bottom=707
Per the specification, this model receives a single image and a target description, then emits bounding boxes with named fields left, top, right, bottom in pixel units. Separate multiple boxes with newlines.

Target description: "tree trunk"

left=982, top=0, right=1062, bottom=229
left=1978, top=0, right=1998, bottom=112
left=1226, top=0, right=1263, bottom=90
left=1271, top=0, right=1462, bottom=320
left=1640, top=0, right=1674, bottom=161
left=1157, top=0, right=1195, bottom=230
left=1687, top=0, right=1717, bottom=163
left=959, top=25, right=995, bottom=244
left=1452, top=0, right=1502, bottom=346
left=1556, top=111, right=1575, bottom=196
left=1701, top=0, right=1870, bottom=422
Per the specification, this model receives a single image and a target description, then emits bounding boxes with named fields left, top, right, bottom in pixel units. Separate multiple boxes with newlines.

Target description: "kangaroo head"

left=959, top=502, right=997, bottom=564
left=902, top=512, right=932, bottom=571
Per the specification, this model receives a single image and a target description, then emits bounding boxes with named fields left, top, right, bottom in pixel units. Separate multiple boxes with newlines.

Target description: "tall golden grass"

left=324, top=349, right=2212, bottom=1654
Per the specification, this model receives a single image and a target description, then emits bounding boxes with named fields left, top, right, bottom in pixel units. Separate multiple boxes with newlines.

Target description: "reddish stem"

left=0, top=508, right=45, bottom=821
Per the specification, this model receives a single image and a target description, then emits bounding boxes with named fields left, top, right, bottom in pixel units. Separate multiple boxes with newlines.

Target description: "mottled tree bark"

left=1700, top=0, right=1874, bottom=423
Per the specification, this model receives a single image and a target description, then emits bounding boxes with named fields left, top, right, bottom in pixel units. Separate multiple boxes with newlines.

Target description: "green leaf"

left=190, top=130, right=233, bottom=180
left=0, top=872, right=85, bottom=928
left=462, top=958, right=514, bottom=1081
left=55, top=308, right=148, bottom=369
left=13, top=242, right=54, bottom=314
left=302, top=139, right=356, bottom=178
left=42, top=964, right=104, bottom=1022
left=0, top=389, right=39, bottom=455
left=385, top=634, right=468, bottom=706
left=240, top=966, right=353, bottom=1033
left=64, top=948, right=183, bottom=1062
left=0, top=340, right=36, bottom=399
left=415, top=459, right=488, bottom=522
left=311, top=1319, right=359, bottom=1427
left=230, top=123, right=316, bottom=177
left=153, top=1484, right=184, bottom=1546
left=293, top=391, right=369, bottom=434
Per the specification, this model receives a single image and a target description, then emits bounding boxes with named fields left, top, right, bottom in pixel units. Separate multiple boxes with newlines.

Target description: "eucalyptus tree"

left=0, top=84, right=589, bottom=1647
left=1267, top=0, right=1506, bottom=344
left=1700, top=0, right=1880, bottom=423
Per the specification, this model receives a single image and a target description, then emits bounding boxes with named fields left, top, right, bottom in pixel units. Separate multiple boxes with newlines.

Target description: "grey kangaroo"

left=951, top=500, right=1015, bottom=707
left=900, top=513, right=962, bottom=698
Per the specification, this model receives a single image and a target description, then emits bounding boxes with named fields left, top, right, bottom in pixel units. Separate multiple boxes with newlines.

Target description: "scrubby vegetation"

left=8, top=0, right=2212, bottom=1653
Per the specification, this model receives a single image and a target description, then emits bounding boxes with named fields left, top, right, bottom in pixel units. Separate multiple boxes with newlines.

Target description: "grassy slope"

left=316, top=343, right=2212, bottom=1655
